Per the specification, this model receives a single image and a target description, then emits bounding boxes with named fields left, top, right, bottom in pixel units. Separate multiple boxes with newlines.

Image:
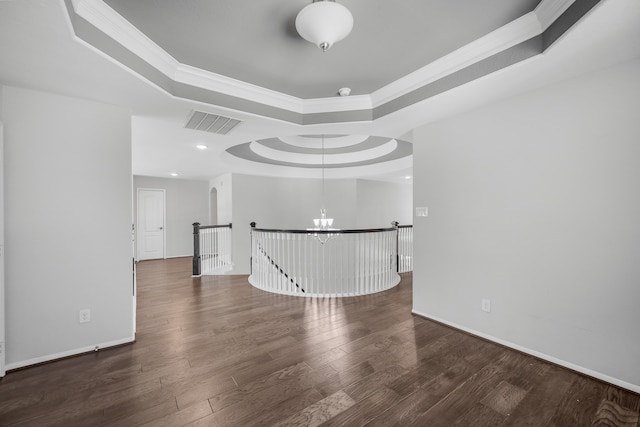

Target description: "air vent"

left=184, top=110, right=241, bottom=135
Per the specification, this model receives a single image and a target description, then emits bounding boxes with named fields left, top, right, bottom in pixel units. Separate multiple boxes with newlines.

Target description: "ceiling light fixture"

left=311, top=135, right=336, bottom=243
left=196, top=144, right=208, bottom=150
left=296, top=0, right=353, bottom=52
left=170, top=172, right=179, bottom=177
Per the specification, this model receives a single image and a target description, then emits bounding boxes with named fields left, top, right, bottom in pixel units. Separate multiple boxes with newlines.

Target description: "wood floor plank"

left=313, top=361, right=376, bottom=398
left=107, top=400, right=179, bottom=427
left=242, top=387, right=325, bottom=427
left=0, top=257, right=637, bottom=427
left=343, top=364, right=409, bottom=402
left=209, top=362, right=313, bottom=412
left=101, top=386, right=179, bottom=424
left=547, top=375, right=609, bottom=426
left=201, top=380, right=315, bottom=426
left=604, top=385, right=640, bottom=413
left=139, top=400, right=212, bottom=427
left=500, top=363, right=575, bottom=426
left=453, top=402, right=506, bottom=426
left=272, top=390, right=356, bottom=427
left=408, top=351, right=533, bottom=426
left=173, top=375, right=239, bottom=410
left=592, top=399, right=640, bottom=427
left=364, top=358, right=483, bottom=426
left=319, top=387, right=403, bottom=427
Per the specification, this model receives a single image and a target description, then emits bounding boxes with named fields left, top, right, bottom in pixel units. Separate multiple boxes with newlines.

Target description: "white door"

left=137, top=189, right=165, bottom=260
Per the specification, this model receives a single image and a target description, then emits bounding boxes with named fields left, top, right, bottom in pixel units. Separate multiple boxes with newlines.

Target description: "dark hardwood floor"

left=1, top=257, right=638, bottom=426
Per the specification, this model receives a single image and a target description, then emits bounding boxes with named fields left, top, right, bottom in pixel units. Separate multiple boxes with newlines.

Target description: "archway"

left=209, top=187, right=218, bottom=225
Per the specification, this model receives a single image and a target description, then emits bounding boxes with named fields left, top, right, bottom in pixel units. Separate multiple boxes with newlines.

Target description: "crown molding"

left=174, top=64, right=304, bottom=113
left=72, top=0, right=307, bottom=112
left=71, top=0, right=178, bottom=77
left=535, top=0, right=576, bottom=30
left=302, top=95, right=373, bottom=114
left=71, top=0, right=571, bottom=117
left=370, top=12, right=543, bottom=108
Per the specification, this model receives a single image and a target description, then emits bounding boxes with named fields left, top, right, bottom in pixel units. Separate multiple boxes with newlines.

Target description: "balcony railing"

left=249, top=223, right=408, bottom=297
left=398, top=224, right=413, bottom=273
left=192, top=222, right=232, bottom=276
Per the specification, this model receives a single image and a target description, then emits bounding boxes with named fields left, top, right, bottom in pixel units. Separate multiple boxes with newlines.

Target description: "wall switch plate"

left=481, top=299, right=491, bottom=313
left=416, top=207, right=428, bottom=217
left=79, top=309, right=91, bottom=323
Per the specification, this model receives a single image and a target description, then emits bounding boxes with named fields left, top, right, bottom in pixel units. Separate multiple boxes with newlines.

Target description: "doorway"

left=137, top=188, right=166, bottom=260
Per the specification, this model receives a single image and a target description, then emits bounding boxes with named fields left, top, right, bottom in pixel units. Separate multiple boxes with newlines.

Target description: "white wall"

left=355, top=179, right=412, bottom=228
left=222, top=174, right=412, bottom=274
left=134, top=175, right=209, bottom=258
left=210, top=173, right=232, bottom=225
left=234, top=174, right=358, bottom=230
left=0, top=88, right=5, bottom=375
left=227, top=174, right=356, bottom=273
left=2, top=86, right=134, bottom=369
left=413, top=58, right=640, bottom=392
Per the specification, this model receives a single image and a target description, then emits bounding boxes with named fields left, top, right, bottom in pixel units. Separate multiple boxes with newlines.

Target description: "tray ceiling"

left=102, top=0, right=541, bottom=99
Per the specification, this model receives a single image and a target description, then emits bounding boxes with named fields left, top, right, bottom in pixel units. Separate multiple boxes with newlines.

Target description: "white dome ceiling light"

left=295, top=0, right=354, bottom=52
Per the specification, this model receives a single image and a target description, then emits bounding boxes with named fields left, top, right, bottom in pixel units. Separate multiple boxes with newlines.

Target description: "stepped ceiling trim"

left=65, top=0, right=597, bottom=125
left=227, top=136, right=412, bottom=170
left=250, top=139, right=397, bottom=165
left=272, top=135, right=372, bottom=152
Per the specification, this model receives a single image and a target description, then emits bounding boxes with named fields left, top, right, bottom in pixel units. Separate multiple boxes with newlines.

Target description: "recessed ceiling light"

left=196, top=144, right=208, bottom=150
left=405, top=175, right=411, bottom=180
left=170, top=172, right=179, bottom=177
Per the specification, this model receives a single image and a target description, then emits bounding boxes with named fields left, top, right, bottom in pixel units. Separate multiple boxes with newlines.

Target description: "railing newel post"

left=250, top=222, right=255, bottom=276
left=192, top=222, right=201, bottom=277
left=191, top=222, right=233, bottom=276
left=393, top=221, right=400, bottom=273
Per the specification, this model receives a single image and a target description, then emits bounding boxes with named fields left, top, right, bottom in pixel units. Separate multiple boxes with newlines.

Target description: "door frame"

left=136, top=188, right=166, bottom=261
left=1, top=123, right=5, bottom=377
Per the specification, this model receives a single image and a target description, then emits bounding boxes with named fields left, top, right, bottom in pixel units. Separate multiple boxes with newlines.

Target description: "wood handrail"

left=250, top=226, right=397, bottom=234
left=199, top=223, right=232, bottom=230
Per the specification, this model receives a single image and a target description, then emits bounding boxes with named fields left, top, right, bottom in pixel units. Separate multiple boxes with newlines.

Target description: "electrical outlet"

left=79, top=309, right=91, bottom=323
left=481, top=299, right=491, bottom=313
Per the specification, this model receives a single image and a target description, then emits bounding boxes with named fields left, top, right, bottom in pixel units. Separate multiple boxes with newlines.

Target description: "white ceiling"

left=101, top=0, right=540, bottom=99
left=0, top=0, right=639, bottom=182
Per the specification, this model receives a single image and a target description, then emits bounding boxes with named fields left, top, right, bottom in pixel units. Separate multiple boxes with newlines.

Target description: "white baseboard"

left=202, top=264, right=235, bottom=276
left=135, top=255, right=192, bottom=262
left=4, top=336, right=135, bottom=373
left=412, top=310, right=640, bottom=394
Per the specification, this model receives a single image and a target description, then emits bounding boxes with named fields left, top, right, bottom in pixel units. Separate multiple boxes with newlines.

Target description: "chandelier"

left=295, top=0, right=354, bottom=52
left=313, top=208, right=333, bottom=229
left=311, top=135, right=336, bottom=243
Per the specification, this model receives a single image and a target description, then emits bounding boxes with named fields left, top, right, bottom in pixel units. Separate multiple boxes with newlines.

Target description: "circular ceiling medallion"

left=226, top=135, right=412, bottom=169
left=278, top=134, right=367, bottom=149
